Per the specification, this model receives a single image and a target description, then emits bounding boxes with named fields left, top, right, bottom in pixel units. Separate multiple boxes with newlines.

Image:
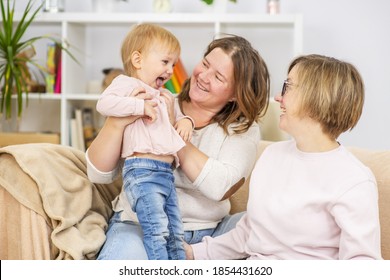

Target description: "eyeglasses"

left=281, top=80, right=294, bottom=97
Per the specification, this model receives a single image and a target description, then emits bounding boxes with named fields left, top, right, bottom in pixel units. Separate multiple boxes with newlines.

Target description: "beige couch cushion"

left=347, top=147, right=390, bottom=260
left=230, top=141, right=390, bottom=260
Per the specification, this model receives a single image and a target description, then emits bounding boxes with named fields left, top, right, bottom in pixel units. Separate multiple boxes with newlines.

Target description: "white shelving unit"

left=5, top=12, right=302, bottom=146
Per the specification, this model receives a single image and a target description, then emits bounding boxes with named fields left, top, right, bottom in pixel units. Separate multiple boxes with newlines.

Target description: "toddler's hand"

left=175, top=118, right=193, bottom=142
left=144, top=100, right=158, bottom=123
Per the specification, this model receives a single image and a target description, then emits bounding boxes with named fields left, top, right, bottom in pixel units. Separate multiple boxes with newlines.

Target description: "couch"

left=0, top=139, right=389, bottom=260
left=0, top=102, right=388, bottom=259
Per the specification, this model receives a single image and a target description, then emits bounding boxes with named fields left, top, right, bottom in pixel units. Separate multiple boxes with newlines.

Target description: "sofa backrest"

left=347, top=146, right=390, bottom=260
left=258, top=100, right=290, bottom=142
left=229, top=141, right=390, bottom=260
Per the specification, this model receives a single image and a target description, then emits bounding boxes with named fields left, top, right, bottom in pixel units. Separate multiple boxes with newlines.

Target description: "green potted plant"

left=0, top=0, right=75, bottom=121
left=201, top=0, right=237, bottom=4
left=200, top=0, right=237, bottom=13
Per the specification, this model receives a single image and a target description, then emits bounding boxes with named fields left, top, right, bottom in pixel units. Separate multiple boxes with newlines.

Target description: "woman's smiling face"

left=274, top=65, right=303, bottom=136
left=189, top=47, right=235, bottom=113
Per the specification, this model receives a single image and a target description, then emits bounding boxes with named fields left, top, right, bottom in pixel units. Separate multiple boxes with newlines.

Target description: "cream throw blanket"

left=0, top=143, right=121, bottom=259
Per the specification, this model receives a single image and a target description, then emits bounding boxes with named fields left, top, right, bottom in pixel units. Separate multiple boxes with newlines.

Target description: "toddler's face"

left=137, top=44, right=179, bottom=90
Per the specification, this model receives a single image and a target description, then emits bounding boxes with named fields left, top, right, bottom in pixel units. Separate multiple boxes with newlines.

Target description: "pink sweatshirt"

left=96, top=75, right=188, bottom=164
left=193, top=140, right=382, bottom=259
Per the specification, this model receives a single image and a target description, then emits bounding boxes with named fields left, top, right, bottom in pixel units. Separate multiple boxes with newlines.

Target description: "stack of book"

left=164, top=58, right=188, bottom=94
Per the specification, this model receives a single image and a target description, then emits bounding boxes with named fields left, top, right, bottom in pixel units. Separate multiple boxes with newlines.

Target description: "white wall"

left=64, top=0, right=390, bottom=150
left=281, top=0, right=390, bottom=150
left=18, top=0, right=390, bottom=150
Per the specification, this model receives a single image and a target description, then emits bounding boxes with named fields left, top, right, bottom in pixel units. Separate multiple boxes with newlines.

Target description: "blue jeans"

left=121, top=157, right=184, bottom=260
left=97, top=211, right=245, bottom=260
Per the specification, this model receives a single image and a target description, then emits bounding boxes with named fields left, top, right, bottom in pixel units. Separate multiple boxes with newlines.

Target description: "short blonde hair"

left=121, top=23, right=181, bottom=76
left=289, top=54, right=364, bottom=139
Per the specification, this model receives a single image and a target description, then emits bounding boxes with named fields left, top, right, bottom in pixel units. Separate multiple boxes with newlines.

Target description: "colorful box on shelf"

left=164, top=57, right=188, bottom=93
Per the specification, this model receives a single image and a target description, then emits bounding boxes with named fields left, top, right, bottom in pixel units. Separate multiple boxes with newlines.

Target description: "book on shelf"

left=70, top=118, right=80, bottom=150
left=75, top=109, right=86, bottom=151
left=46, top=43, right=55, bottom=93
left=46, top=43, right=61, bottom=94
left=82, top=107, right=95, bottom=149
left=70, top=107, right=96, bottom=152
left=54, top=52, right=62, bottom=94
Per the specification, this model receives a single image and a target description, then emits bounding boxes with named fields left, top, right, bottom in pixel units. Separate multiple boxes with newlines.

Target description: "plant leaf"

left=0, top=0, right=78, bottom=119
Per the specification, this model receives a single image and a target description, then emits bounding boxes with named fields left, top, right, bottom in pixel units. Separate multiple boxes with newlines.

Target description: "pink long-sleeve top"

left=193, top=140, right=382, bottom=260
left=96, top=75, right=187, bottom=165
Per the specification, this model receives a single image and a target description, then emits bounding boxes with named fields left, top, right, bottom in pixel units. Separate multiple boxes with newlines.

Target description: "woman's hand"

left=184, top=242, right=194, bottom=260
left=144, top=100, right=158, bottom=123
left=108, top=86, right=157, bottom=127
left=160, top=88, right=175, bottom=125
left=129, top=86, right=158, bottom=122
